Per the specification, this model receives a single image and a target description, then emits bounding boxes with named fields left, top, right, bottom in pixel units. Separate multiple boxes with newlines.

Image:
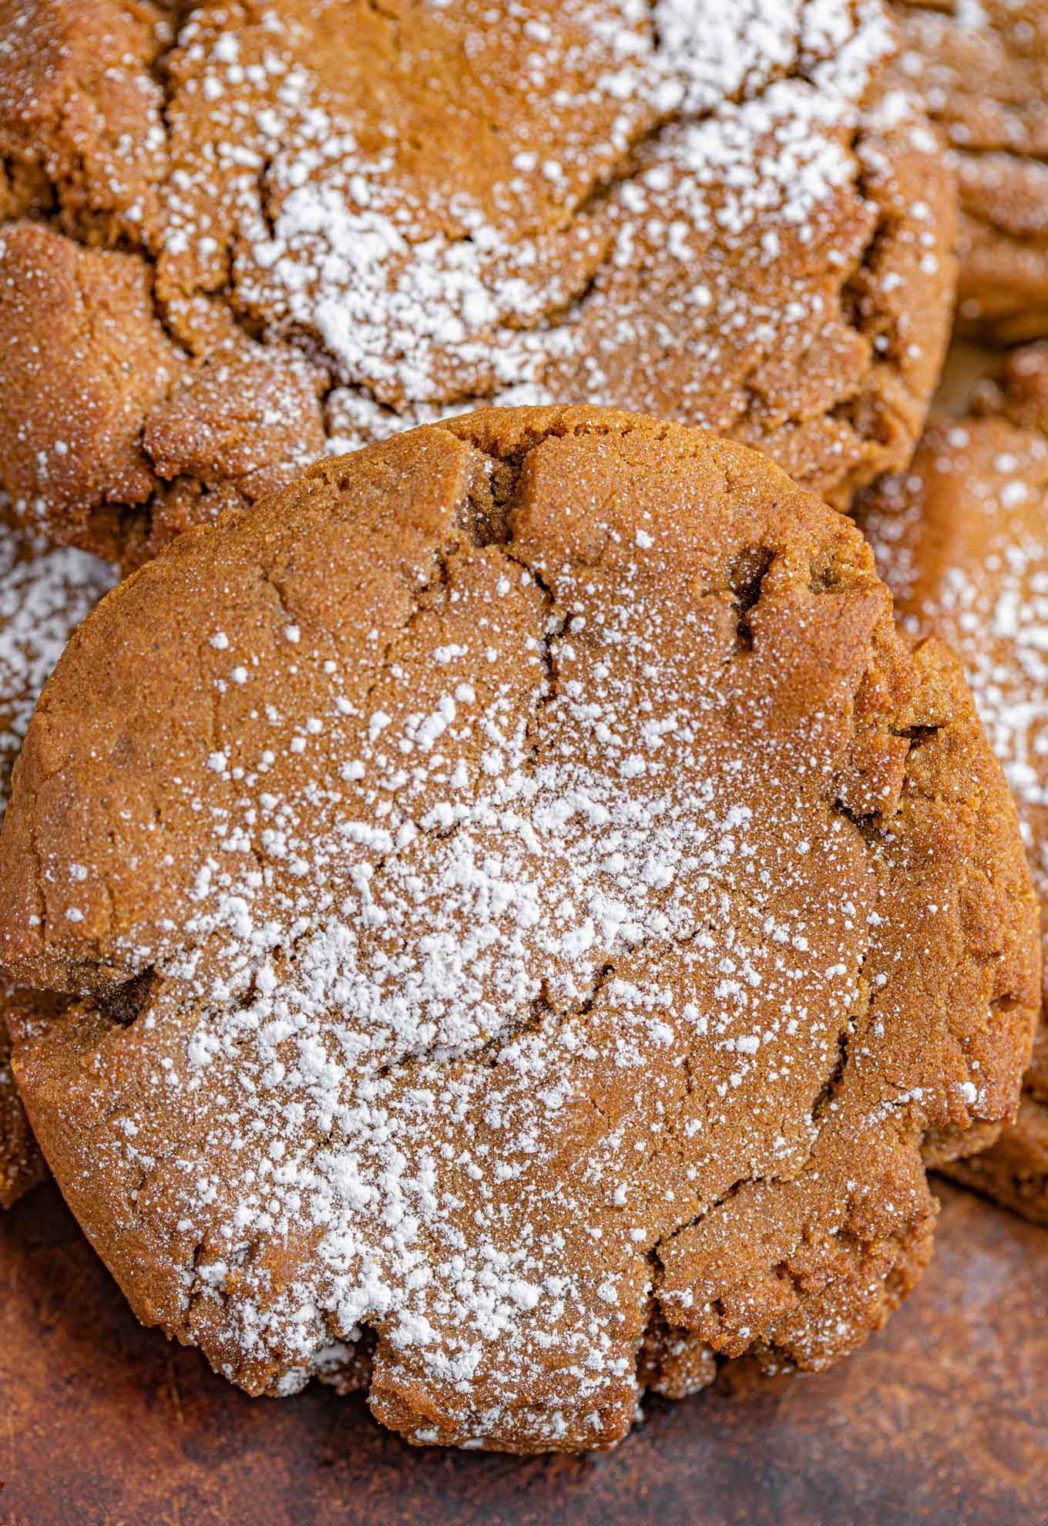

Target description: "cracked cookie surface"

left=0, top=407, right=1036, bottom=1452
left=862, top=343, right=1048, bottom=1223
left=892, top=0, right=1048, bottom=341
left=0, top=0, right=954, bottom=561
left=0, top=517, right=114, bottom=1207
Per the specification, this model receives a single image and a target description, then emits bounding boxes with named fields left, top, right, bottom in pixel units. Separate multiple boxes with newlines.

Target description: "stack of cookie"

left=0, top=0, right=1044, bottom=1456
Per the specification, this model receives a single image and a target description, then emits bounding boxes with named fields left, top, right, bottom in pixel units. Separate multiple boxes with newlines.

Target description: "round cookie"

left=892, top=0, right=1048, bottom=341
left=0, top=1, right=955, bottom=562
left=0, top=408, right=1036, bottom=1453
left=0, top=517, right=114, bottom=1207
left=862, top=343, right=1048, bottom=1222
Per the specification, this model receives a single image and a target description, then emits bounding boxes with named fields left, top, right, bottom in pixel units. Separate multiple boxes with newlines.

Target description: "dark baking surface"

left=1, top=1182, right=1044, bottom=1525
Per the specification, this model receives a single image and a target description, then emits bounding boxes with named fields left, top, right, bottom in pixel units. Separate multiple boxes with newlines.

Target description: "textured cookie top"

left=0, top=1, right=954, bottom=558
left=863, top=343, right=1048, bottom=1107
left=892, top=0, right=1048, bottom=340
left=0, top=409, right=1036, bottom=1452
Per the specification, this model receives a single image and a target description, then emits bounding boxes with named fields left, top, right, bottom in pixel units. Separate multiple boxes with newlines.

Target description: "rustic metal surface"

left=1, top=1181, right=1044, bottom=1524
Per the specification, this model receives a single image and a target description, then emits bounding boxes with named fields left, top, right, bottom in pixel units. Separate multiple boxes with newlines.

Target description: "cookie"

left=0, top=517, right=114, bottom=1206
left=0, top=0, right=955, bottom=562
left=0, top=408, right=1036, bottom=1452
left=862, top=344, right=1048, bottom=1222
left=892, top=1, right=1048, bottom=341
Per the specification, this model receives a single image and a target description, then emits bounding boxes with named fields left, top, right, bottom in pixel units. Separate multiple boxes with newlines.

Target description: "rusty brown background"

left=0, top=1180, right=1044, bottom=1524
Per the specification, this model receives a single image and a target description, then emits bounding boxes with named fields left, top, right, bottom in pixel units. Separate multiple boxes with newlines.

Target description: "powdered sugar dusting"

left=940, top=535, right=1048, bottom=835
left=6, top=413, right=1036, bottom=1448
left=0, top=523, right=116, bottom=802
left=866, top=417, right=1048, bottom=890
left=0, top=0, right=950, bottom=547
left=161, top=0, right=911, bottom=470
left=0, top=519, right=113, bottom=1208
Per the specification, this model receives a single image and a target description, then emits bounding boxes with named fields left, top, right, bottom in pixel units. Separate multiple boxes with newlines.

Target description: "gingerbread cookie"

left=892, top=0, right=1048, bottom=341
left=0, top=1, right=954, bottom=562
left=0, top=517, right=114, bottom=1206
left=862, top=344, right=1048, bottom=1223
left=0, top=409, right=1036, bottom=1452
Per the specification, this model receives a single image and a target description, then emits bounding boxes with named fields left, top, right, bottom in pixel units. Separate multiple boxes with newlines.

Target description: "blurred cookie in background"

left=0, top=1, right=956, bottom=562
left=892, top=0, right=1048, bottom=341
left=862, top=342, right=1048, bottom=1222
left=0, top=516, right=114, bottom=1207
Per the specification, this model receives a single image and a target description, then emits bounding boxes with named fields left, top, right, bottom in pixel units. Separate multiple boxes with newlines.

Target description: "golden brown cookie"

left=0, top=987, right=77, bottom=1208
left=0, top=408, right=1036, bottom=1452
left=0, top=517, right=114, bottom=1206
left=892, top=1, right=1048, bottom=341
left=0, top=0, right=955, bottom=561
left=862, top=343, right=1048, bottom=1222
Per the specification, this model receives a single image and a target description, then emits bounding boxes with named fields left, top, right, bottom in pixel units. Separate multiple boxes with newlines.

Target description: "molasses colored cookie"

left=892, top=0, right=1048, bottom=341
left=862, top=344, right=1048, bottom=1222
left=0, top=1, right=954, bottom=562
left=0, top=409, right=1036, bottom=1452
left=0, top=518, right=114, bottom=1206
